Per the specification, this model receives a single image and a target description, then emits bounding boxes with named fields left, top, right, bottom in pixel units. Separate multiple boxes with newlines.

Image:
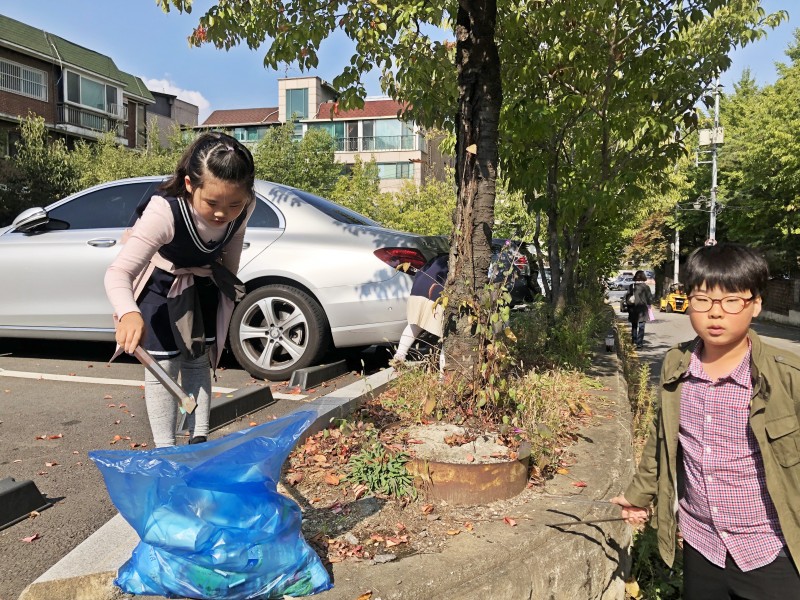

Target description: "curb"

left=17, top=369, right=396, bottom=600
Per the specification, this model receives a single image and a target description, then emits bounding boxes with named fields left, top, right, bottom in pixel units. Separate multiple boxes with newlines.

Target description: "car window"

left=47, top=182, right=155, bottom=230
left=248, top=196, right=281, bottom=228
left=291, top=188, right=382, bottom=227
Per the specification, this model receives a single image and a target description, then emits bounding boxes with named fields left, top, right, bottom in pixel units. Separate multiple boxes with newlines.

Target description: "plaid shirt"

left=678, top=341, right=786, bottom=571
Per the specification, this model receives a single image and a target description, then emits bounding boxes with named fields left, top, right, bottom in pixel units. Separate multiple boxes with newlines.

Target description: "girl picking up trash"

left=105, top=132, right=256, bottom=447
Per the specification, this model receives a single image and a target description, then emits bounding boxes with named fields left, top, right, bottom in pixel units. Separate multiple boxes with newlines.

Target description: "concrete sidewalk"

left=18, top=351, right=634, bottom=600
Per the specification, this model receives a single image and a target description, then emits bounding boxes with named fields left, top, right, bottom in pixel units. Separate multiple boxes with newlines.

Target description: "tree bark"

left=442, top=0, right=502, bottom=375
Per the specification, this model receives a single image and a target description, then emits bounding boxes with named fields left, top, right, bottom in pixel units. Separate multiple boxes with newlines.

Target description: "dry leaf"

left=572, top=481, right=588, bottom=488
left=464, top=522, right=474, bottom=531
left=29, top=510, right=40, bottom=519
left=465, top=454, right=475, bottom=463
left=352, top=483, right=368, bottom=499
left=355, top=592, right=372, bottom=600
left=324, top=473, right=340, bottom=486
left=556, top=468, right=570, bottom=475
left=504, top=517, right=517, bottom=527
left=44, top=461, right=58, bottom=467
left=625, top=579, right=642, bottom=599
left=446, top=530, right=460, bottom=536
left=249, top=421, right=257, bottom=426
left=118, top=403, right=127, bottom=408
left=48, top=433, right=63, bottom=440
left=286, top=472, right=304, bottom=486
left=114, top=420, right=121, bottom=425
left=421, top=504, right=434, bottom=515
left=103, top=394, right=113, bottom=400
left=312, top=454, right=328, bottom=463
left=21, top=533, right=40, bottom=543
left=107, top=404, right=116, bottom=408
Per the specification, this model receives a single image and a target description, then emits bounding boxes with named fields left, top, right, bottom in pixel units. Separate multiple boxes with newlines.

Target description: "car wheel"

left=666, top=304, right=674, bottom=314
left=229, top=284, right=331, bottom=381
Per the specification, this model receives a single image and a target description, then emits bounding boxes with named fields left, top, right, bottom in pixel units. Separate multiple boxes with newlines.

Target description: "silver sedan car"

left=0, top=177, right=447, bottom=380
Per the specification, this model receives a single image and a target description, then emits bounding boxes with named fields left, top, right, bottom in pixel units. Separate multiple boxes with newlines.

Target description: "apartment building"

left=200, top=76, right=452, bottom=193
left=0, top=13, right=156, bottom=155
left=148, top=91, right=200, bottom=149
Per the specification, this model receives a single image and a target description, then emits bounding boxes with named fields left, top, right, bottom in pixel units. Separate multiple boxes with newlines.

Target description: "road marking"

left=0, top=368, right=304, bottom=400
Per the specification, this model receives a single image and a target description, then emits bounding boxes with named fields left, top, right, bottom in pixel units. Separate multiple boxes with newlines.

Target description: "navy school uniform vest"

left=134, top=195, right=248, bottom=357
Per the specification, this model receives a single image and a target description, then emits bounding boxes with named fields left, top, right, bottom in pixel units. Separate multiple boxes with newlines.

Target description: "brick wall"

left=0, top=48, right=57, bottom=124
left=763, top=278, right=800, bottom=316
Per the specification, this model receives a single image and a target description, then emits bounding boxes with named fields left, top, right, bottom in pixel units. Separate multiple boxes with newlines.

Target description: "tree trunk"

left=546, top=157, right=564, bottom=313
left=442, top=0, right=502, bottom=376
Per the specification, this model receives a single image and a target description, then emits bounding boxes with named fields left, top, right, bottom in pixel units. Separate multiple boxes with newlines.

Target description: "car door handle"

left=87, top=238, right=117, bottom=248
left=242, top=241, right=250, bottom=250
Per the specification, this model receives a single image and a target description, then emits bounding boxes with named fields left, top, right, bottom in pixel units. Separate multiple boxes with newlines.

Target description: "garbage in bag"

left=89, top=409, right=331, bottom=599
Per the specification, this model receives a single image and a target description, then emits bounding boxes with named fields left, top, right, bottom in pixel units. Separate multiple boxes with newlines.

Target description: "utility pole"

left=709, top=76, right=720, bottom=243
left=674, top=225, right=680, bottom=283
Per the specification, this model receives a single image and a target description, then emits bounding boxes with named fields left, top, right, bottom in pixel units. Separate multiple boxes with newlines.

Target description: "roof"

left=201, top=108, right=280, bottom=127
left=313, top=99, right=406, bottom=120
left=0, top=13, right=153, bottom=103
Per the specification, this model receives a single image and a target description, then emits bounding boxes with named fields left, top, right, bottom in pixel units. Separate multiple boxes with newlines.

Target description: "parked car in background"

left=0, top=177, right=448, bottom=380
left=609, top=274, right=635, bottom=291
left=489, top=238, right=541, bottom=304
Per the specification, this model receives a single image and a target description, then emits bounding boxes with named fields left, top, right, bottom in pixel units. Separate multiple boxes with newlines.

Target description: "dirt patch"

left=280, top=388, right=591, bottom=568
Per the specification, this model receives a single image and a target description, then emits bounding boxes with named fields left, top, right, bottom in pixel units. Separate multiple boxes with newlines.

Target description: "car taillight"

left=374, top=247, right=427, bottom=271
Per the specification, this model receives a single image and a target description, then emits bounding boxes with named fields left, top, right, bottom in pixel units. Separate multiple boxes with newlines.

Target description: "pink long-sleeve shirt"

left=104, top=195, right=254, bottom=319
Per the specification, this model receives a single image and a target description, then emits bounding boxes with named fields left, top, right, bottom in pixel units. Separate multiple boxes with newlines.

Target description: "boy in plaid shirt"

left=612, top=243, right=800, bottom=599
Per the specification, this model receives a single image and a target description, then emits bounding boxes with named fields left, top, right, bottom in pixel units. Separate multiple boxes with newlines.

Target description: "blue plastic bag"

left=90, top=410, right=331, bottom=599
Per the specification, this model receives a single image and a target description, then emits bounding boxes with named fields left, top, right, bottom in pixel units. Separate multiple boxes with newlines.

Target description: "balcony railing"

left=57, top=104, right=125, bottom=137
left=333, top=135, right=422, bottom=153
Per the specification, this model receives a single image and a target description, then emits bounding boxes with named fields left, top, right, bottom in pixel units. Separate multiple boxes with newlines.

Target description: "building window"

left=377, top=162, right=414, bottom=180
left=65, top=71, right=119, bottom=114
left=0, top=59, right=47, bottom=101
left=286, top=88, right=308, bottom=119
left=361, top=119, right=417, bottom=151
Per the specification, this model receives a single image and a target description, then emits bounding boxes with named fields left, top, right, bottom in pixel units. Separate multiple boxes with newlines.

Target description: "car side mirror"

left=11, top=207, right=49, bottom=233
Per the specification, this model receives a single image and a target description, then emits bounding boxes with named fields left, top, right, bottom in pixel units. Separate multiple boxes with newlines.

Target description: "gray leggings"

left=144, top=352, right=211, bottom=447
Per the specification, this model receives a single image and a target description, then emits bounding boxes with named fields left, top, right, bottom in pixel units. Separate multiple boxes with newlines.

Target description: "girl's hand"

left=610, top=495, right=650, bottom=525
left=115, top=312, right=145, bottom=354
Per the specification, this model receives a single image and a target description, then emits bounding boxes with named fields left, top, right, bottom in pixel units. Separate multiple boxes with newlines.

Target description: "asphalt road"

left=0, top=340, right=391, bottom=600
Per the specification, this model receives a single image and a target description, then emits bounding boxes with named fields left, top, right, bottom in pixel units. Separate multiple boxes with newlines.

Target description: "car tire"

left=666, top=304, right=674, bottom=314
left=229, top=284, right=331, bottom=381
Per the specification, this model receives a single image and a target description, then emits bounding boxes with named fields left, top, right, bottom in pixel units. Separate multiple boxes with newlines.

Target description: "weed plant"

left=616, top=322, right=682, bottom=599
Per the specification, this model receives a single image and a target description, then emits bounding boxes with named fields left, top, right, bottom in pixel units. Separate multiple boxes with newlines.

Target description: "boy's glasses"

left=687, top=295, right=755, bottom=314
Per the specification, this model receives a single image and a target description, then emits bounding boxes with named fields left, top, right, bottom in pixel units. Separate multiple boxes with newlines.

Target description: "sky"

left=0, top=1, right=795, bottom=123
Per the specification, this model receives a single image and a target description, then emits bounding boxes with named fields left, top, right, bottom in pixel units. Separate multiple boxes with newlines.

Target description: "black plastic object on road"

left=288, top=359, right=348, bottom=392
left=0, top=477, right=51, bottom=530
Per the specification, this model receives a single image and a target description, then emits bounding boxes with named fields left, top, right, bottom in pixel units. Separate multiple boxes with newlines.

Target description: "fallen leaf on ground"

left=421, top=504, right=434, bottom=514
left=324, top=473, right=340, bottom=486
left=118, top=403, right=127, bottom=408
left=44, top=461, right=58, bottom=467
left=355, top=592, right=372, bottom=600
left=370, top=534, right=385, bottom=542
left=21, top=534, right=40, bottom=543
left=556, top=468, right=570, bottom=475
left=249, top=421, right=257, bottom=426
left=446, top=530, right=460, bottom=536
left=464, top=522, right=474, bottom=531
left=572, top=481, right=588, bottom=488
left=103, top=394, right=113, bottom=399
left=107, top=404, right=116, bottom=408
left=34, top=435, right=46, bottom=440
left=114, top=420, right=121, bottom=425
left=48, top=434, right=63, bottom=440
left=29, top=510, right=40, bottom=519
left=465, top=454, right=475, bottom=463
left=352, top=483, right=368, bottom=499
left=285, top=472, right=304, bottom=486
left=504, top=517, right=517, bottom=527
left=312, top=454, right=328, bottom=463
left=68, top=373, right=76, bottom=376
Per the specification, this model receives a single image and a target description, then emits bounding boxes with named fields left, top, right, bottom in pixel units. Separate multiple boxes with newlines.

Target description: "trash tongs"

left=132, top=346, right=197, bottom=414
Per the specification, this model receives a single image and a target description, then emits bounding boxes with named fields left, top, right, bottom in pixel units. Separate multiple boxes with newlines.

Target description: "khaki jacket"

left=624, top=330, right=800, bottom=569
